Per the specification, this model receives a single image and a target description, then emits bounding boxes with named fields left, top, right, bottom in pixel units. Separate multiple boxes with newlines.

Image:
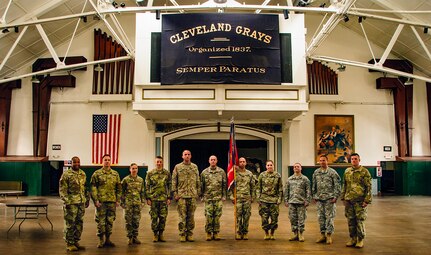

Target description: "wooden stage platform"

left=1, top=196, right=430, bottom=255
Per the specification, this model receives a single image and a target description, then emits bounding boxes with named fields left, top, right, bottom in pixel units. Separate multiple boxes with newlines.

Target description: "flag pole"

left=227, top=117, right=238, bottom=239
left=233, top=163, right=237, bottom=238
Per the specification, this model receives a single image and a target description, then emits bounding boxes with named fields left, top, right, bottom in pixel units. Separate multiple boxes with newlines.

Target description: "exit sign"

left=52, top=144, right=61, bottom=150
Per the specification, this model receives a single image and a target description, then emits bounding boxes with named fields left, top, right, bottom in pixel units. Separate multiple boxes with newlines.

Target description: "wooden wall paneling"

left=119, top=48, right=126, bottom=94
left=104, top=36, right=112, bottom=94
left=0, top=87, right=11, bottom=156
left=110, top=40, right=116, bottom=94
left=128, top=60, right=135, bottom=94
left=115, top=43, right=122, bottom=94
left=93, top=29, right=101, bottom=94
left=406, top=85, right=413, bottom=156
left=32, top=82, right=40, bottom=156
left=99, top=32, right=106, bottom=94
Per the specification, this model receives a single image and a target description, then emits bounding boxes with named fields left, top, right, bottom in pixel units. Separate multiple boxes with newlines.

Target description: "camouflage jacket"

left=90, top=167, right=122, bottom=203
left=284, top=174, right=311, bottom=204
left=230, top=169, right=255, bottom=202
left=172, top=162, right=200, bottom=199
left=256, top=171, right=283, bottom=204
left=121, top=175, right=145, bottom=206
left=312, top=167, right=341, bottom=201
left=200, top=166, right=227, bottom=201
left=145, top=168, right=172, bottom=201
left=341, top=166, right=372, bottom=204
left=59, top=168, right=89, bottom=205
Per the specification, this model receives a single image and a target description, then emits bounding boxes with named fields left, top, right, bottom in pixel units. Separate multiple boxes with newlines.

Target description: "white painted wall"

left=6, top=13, right=430, bottom=170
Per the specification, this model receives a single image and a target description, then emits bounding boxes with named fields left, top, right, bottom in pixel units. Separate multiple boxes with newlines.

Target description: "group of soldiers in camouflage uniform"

left=59, top=151, right=371, bottom=251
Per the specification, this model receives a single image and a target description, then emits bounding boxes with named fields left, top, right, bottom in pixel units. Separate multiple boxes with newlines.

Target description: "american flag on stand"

left=227, top=119, right=238, bottom=191
left=92, top=114, right=121, bottom=165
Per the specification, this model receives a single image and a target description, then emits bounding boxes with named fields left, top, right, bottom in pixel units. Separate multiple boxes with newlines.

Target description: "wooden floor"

left=1, top=196, right=431, bottom=255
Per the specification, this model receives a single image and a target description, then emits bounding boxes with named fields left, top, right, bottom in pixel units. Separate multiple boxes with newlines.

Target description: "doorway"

left=169, top=139, right=267, bottom=175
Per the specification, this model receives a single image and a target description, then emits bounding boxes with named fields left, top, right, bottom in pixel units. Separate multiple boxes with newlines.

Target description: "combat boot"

left=206, top=232, right=212, bottom=241
left=66, top=244, right=78, bottom=252
left=316, top=233, right=326, bottom=243
left=242, top=233, right=249, bottom=240
left=158, top=232, right=166, bottom=242
left=289, top=231, right=298, bottom=241
left=355, top=238, right=364, bottom=248
left=97, top=236, right=105, bottom=248
left=179, top=235, right=186, bottom=242
left=264, top=230, right=270, bottom=240
left=133, top=237, right=141, bottom=244
left=326, top=233, right=333, bottom=244
left=153, top=233, right=159, bottom=242
left=186, top=235, right=194, bottom=242
left=235, top=233, right=242, bottom=240
left=270, top=229, right=276, bottom=240
left=346, top=237, right=357, bottom=247
left=74, top=242, right=86, bottom=250
left=128, top=238, right=133, bottom=245
left=105, top=235, right=115, bottom=247
left=213, top=232, right=221, bottom=241
left=298, top=231, right=305, bottom=242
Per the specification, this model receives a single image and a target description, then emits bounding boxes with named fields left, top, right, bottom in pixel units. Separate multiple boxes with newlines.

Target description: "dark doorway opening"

left=169, top=139, right=267, bottom=176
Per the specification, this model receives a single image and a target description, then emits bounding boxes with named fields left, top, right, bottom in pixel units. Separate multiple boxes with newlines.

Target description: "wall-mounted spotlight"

left=81, top=16, right=87, bottom=23
left=2, top=28, right=10, bottom=33
left=337, top=64, right=346, bottom=72
left=358, top=16, right=365, bottom=23
left=136, top=0, right=148, bottom=6
left=112, top=1, right=119, bottom=8
left=343, top=14, right=349, bottom=23
left=120, top=2, right=126, bottom=7
left=14, top=26, right=19, bottom=33
left=283, top=10, right=289, bottom=20
left=156, top=10, right=161, bottom=20
left=424, top=27, right=429, bottom=34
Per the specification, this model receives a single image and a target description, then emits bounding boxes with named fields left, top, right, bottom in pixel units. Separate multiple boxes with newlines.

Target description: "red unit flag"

left=227, top=119, right=238, bottom=190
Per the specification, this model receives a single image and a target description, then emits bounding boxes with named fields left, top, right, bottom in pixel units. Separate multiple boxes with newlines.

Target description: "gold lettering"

left=264, top=35, right=272, bottom=44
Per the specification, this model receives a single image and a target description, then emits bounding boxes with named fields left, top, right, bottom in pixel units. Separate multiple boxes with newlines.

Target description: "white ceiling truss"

left=0, top=0, right=430, bottom=84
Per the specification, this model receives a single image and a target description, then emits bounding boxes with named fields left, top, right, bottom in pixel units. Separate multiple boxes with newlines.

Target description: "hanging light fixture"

left=94, top=64, right=104, bottom=72
left=31, top=76, right=40, bottom=83
left=337, top=64, right=346, bottom=72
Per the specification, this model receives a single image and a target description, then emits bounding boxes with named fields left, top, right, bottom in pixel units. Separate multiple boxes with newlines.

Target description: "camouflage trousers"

left=177, top=198, right=196, bottom=236
left=204, top=200, right=223, bottom=233
left=258, top=202, right=279, bottom=231
left=236, top=200, right=252, bottom=235
left=63, top=203, right=85, bottom=245
left=316, top=199, right=336, bottom=234
left=124, top=204, right=142, bottom=238
left=149, top=200, right=169, bottom=234
left=95, top=202, right=117, bottom=237
left=288, top=203, right=307, bottom=232
left=345, top=201, right=367, bottom=239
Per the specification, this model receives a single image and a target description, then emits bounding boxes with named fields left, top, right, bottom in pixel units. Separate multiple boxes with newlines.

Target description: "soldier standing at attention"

left=90, top=154, right=122, bottom=248
left=284, top=163, right=311, bottom=242
left=231, top=157, right=256, bottom=240
left=341, top=153, right=372, bottom=248
left=121, top=163, right=145, bottom=245
left=146, top=156, right=172, bottom=242
left=256, top=160, right=283, bottom=240
left=59, top=156, right=90, bottom=252
left=172, top=150, right=201, bottom=242
left=312, top=154, right=341, bottom=245
left=200, top=155, right=227, bottom=241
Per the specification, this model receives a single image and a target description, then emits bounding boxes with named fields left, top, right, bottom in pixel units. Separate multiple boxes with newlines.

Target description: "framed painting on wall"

left=315, top=115, right=354, bottom=164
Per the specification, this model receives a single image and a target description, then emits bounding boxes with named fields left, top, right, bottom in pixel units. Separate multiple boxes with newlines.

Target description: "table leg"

left=7, top=207, right=18, bottom=235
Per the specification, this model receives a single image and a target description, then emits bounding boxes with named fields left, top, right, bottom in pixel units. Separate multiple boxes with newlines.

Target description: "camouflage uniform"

left=341, top=166, right=372, bottom=240
left=121, top=174, right=145, bottom=239
left=312, top=167, right=341, bottom=234
left=172, top=162, right=200, bottom=238
left=90, top=167, right=122, bottom=238
left=145, top=167, right=172, bottom=235
left=59, top=168, right=89, bottom=246
left=256, top=171, right=283, bottom=232
left=200, top=166, right=227, bottom=234
left=230, top=169, right=255, bottom=236
left=284, top=174, right=311, bottom=233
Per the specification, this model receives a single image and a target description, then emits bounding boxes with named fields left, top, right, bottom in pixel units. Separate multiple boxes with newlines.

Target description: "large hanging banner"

left=161, top=13, right=281, bottom=85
